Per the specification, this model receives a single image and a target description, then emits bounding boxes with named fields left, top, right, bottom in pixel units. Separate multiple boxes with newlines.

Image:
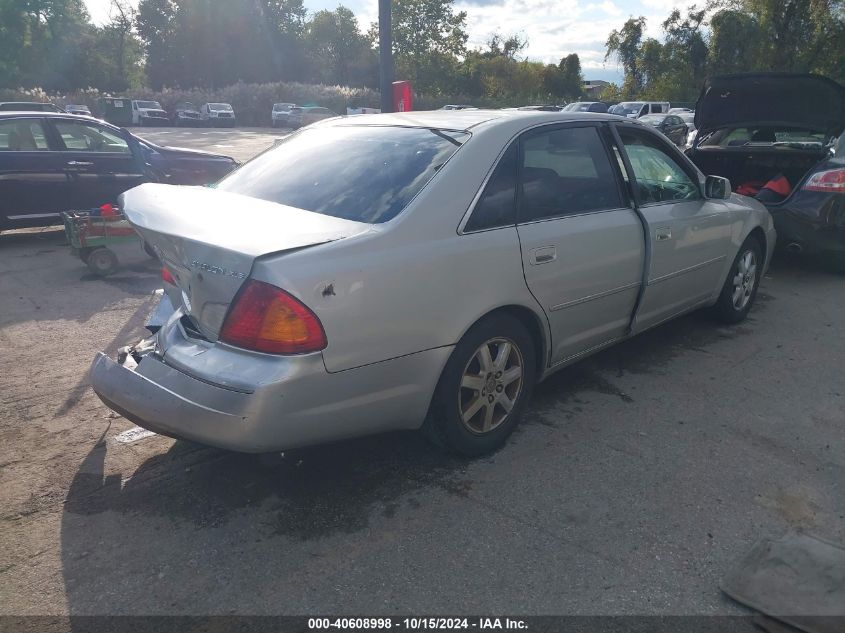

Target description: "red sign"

left=392, top=81, right=413, bottom=112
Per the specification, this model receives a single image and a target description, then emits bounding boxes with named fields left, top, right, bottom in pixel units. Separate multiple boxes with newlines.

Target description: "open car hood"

left=695, top=73, right=845, bottom=137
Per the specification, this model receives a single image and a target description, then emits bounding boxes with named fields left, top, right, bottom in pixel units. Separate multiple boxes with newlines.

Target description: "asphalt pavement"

left=0, top=127, right=843, bottom=619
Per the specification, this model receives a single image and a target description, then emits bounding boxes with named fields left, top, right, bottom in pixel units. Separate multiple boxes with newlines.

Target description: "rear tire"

left=86, top=247, right=119, bottom=276
left=709, top=236, right=763, bottom=324
left=423, top=314, right=536, bottom=456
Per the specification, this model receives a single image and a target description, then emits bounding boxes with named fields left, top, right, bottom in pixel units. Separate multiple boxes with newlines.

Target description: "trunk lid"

left=120, top=183, right=370, bottom=340
left=695, top=73, right=845, bottom=137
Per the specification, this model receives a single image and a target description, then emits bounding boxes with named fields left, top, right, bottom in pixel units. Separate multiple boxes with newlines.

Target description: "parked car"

left=638, top=113, right=689, bottom=146
left=0, top=102, right=64, bottom=113
left=271, top=103, right=296, bottom=128
left=614, top=101, right=671, bottom=118
left=669, top=107, right=693, bottom=114
left=130, top=100, right=169, bottom=126
left=0, top=112, right=237, bottom=230
left=561, top=102, right=609, bottom=113
left=687, top=73, right=845, bottom=258
left=171, top=101, right=202, bottom=127
left=518, top=105, right=562, bottom=112
left=289, top=106, right=338, bottom=128
left=90, top=110, right=774, bottom=456
left=201, top=102, right=236, bottom=127
left=679, top=112, right=697, bottom=147
left=64, top=104, right=92, bottom=116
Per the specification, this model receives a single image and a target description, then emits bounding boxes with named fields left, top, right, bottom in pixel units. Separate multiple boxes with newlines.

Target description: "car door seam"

left=608, top=123, right=651, bottom=335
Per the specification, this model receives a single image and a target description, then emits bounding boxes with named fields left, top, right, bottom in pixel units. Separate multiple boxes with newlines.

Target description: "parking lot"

left=1, top=127, right=844, bottom=619
left=138, top=126, right=291, bottom=162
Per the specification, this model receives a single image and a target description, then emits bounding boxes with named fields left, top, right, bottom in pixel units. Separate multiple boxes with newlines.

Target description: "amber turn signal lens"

left=219, top=280, right=327, bottom=354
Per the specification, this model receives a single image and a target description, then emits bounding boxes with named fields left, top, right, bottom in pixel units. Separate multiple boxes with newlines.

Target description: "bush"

left=1, top=82, right=563, bottom=124
left=1, top=82, right=381, bottom=126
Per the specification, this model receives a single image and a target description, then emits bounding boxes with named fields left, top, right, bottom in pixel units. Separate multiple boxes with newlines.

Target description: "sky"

left=84, top=0, right=690, bottom=84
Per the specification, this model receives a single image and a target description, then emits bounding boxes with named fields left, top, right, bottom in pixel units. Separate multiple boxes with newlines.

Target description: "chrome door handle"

left=529, top=246, right=557, bottom=265
left=655, top=227, right=672, bottom=241
left=66, top=161, right=93, bottom=167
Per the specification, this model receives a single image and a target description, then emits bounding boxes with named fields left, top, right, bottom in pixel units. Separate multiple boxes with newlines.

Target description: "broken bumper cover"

left=90, top=351, right=263, bottom=450
left=89, top=324, right=451, bottom=453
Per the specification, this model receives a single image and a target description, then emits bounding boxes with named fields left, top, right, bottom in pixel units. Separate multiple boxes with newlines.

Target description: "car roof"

left=315, top=109, right=623, bottom=133
left=0, top=112, right=113, bottom=126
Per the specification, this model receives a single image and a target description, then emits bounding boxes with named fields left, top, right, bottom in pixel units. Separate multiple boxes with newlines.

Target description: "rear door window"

left=464, top=142, right=517, bottom=232
left=518, top=125, right=623, bottom=222
left=0, top=120, right=50, bottom=150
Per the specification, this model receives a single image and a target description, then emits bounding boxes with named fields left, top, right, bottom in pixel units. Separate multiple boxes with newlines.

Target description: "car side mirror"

left=705, top=175, right=731, bottom=199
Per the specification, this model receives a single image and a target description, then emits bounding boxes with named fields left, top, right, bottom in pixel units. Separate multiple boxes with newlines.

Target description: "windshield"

left=136, top=101, right=161, bottom=109
left=273, top=103, right=292, bottom=111
left=564, top=103, right=593, bottom=112
left=210, top=103, right=232, bottom=110
left=618, top=103, right=645, bottom=116
left=640, top=115, right=665, bottom=125
left=217, top=125, right=469, bottom=223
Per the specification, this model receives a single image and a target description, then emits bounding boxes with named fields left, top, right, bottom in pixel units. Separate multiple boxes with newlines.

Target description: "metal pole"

left=378, top=0, right=394, bottom=113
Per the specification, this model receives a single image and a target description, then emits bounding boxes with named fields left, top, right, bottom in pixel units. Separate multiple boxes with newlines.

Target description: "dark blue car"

left=688, top=73, right=845, bottom=258
left=0, top=112, right=237, bottom=230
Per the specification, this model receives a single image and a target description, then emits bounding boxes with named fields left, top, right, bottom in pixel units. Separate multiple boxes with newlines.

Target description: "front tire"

left=710, top=236, right=763, bottom=324
left=423, top=314, right=536, bottom=456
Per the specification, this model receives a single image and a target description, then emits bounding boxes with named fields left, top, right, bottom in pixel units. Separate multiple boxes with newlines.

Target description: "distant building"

left=583, top=80, right=610, bottom=99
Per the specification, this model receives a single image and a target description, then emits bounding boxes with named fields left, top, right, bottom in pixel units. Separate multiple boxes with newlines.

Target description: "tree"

left=377, top=0, right=468, bottom=93
left=605, top=17, right=646, bottom=97
left=558, top=53, right=583, bottom=100
left=707, top=9, right=762, bottom=75
left=136, top=0, right=177, bottom=88
left=306, top=7, right=374, bottom=86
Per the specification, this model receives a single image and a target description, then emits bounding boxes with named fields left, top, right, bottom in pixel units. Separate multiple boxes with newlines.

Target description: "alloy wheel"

left=732, top=249, right=758, bottom=310
left=458, top=337, right=524, bottom=434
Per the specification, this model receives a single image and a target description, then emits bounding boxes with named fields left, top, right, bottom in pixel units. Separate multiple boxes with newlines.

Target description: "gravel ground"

left=0, top=128, right=843, bottom=619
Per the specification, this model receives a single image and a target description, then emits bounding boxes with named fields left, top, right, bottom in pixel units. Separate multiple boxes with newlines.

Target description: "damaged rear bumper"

left=89, top=311, right=452, bottom=452
left=90, top=351, right=264, bottom=450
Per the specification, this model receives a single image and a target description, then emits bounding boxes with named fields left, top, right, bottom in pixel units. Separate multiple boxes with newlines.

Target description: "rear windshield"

left=700, top=127, right=827, bottom=147
left=217, top=125, right=469, bottom=223
left=136, top=101, right=161, bottom=109
left=210, top=103, right=232, bottom=110
left=640, top=115, right=666, bottom=125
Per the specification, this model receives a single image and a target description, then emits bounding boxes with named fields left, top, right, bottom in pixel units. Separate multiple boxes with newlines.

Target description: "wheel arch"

left=746, top=225, right=768, bottom=265
left=459, top=304, right=549, bottom=376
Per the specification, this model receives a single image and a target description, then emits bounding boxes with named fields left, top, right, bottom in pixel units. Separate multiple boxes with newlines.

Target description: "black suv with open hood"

left=688, top=73, right=845, bottom=257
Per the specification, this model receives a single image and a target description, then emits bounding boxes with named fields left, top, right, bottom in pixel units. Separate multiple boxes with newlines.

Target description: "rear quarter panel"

left=250, top=127, right=549, bottom=373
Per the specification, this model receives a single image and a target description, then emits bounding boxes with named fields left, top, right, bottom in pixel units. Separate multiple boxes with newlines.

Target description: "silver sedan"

left=90, top=110, right=775, bottom=455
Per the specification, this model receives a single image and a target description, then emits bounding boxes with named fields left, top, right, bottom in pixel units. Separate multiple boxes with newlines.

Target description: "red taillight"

left=161, top=266, right=176, bottom=285
left=218, top=280, right=327, bottom=354
left=803, top=168, right=845, bottom=193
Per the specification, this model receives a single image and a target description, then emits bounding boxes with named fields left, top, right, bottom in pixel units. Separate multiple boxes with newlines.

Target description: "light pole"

left=378, top=0, right=394, bottom=113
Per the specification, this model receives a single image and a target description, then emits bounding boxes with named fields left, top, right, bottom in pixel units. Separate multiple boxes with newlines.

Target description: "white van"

left=201, top=103, right=236, bottom=127
left=130, top=100, right=169, bottom=126
left=614, top=101, right=670, bottom=119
